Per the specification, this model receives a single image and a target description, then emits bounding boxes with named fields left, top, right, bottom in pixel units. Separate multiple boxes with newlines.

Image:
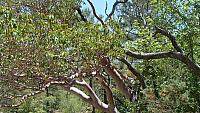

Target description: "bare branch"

left=0, top=80, right=66, bottom=108
left=63, top=85, right=92, bottom=103
left=105, top=0, right=128, bottom=21
left=77, top=79, right=106, bottom=107
left=63, top=78, right=120, bottom=113
left=126, top=50, right=179, bottom=60
left=87, top=0, right=104, bottom=25
left=105, top=1, right=109, bottom=16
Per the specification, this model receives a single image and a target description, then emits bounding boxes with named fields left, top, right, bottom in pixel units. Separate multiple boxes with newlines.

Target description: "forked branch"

left=105, top=0, right=128, bottom=21
left=99, top=55, right=134, bottom=100
left=66, top=79, right=119, bottom=113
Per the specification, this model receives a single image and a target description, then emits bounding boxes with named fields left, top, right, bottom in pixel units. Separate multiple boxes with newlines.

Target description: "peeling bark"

left=99, top=55, right=133, bottom=100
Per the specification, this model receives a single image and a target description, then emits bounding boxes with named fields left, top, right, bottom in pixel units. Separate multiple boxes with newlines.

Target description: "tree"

left=0, top=0, right=199, bottom=113
left=115, top=0, right=200, bottom=112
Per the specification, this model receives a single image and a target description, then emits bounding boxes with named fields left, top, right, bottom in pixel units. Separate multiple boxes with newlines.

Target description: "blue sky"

left=82, top=0, right=116, bottom=17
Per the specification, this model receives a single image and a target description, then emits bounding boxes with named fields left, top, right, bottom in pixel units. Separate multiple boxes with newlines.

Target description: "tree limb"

left=99, top=55, right=133, bottom=100
left=76, top=8, right=87, bottom=22
left=97, top=74, right=115, bottom=109
left=63, top=85, right=92, bottom=103
left=155, top=26, right=183, bottom=53
left=126, top=50, right=179, bottom=59
left=77, top=79, right=110, bottom=111
left=126, top=50, right=200, bottom=77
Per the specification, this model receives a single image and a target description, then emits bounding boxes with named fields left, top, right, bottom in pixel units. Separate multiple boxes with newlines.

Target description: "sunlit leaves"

left=0, top=0, right=126, bottom=80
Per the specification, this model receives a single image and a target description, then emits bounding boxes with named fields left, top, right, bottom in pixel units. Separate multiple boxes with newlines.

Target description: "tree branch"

left=63, top=85, right=92, bottom=103
left=105, top=1, right=109, bottom=17
left=155, top=26, right=183, bottom=53
left=87, top=0, right=104, bottom=25
left=99, top=55, right=133, bottom=100
left=126, top=50, right=179, bottom=60
left=97, top=74, right=115, bottom=109
left=76, top=8, right=87, bottom=22
left=105, top=0, right=128, bottom=21
left=0, top=90, right=43, bottom=108
left=126, top=50, right=200, bottom=77
left=75, top=79, right=111, bottom=112
left=119, top=58, right=146, bottom=89
left=66, top=78, right=120, bottom=113
left=0, top=80, right=66, bottom=108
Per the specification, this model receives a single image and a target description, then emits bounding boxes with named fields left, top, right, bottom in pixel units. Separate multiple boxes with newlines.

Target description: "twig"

left=105, top=2, right=109, bottom=16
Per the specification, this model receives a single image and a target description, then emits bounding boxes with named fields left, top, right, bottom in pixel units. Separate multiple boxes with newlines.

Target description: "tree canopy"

left=0, top=0, right=200, bottom=113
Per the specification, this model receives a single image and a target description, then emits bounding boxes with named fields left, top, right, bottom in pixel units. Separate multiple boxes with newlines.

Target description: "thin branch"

left=155, top=26, right=183, bottom=53
left=0, top=80, right=66, bottom=108
left=105, top=0, right=128, bottom=21
left=105, top=1, right=109, bottom=17
left=87, top=0, right=104, bottom=25
left=0, top=90, right=43, bottom=108
left=119, top=58, right=146, bottom=89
